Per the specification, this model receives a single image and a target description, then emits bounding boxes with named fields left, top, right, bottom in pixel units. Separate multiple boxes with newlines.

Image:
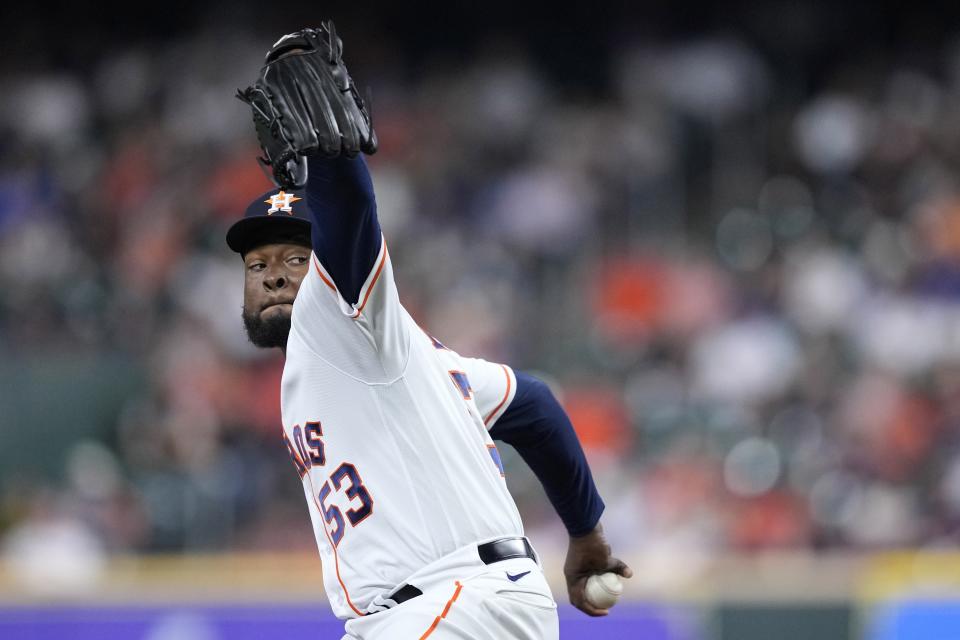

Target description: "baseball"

left=584, top=572, right=623, bottom=609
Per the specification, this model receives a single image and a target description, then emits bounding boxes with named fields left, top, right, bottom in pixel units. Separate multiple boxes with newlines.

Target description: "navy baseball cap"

left=226, top=188, right=313, bottom=255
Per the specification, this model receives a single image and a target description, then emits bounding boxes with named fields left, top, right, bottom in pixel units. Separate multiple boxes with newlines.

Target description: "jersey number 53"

left=284, top=421, right=374, bottom=546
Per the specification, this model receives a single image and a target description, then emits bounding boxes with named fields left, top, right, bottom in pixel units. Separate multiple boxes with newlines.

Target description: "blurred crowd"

left=4, top=16, right=960, bottom=585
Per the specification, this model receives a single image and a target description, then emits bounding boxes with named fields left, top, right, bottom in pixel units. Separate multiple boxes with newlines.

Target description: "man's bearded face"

left=241, top=242, right=310, bottom=350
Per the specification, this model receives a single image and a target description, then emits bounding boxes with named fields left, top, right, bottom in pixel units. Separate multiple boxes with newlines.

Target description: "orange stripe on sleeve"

left=418, top=581, right=463, bottom=640
left=355, top=240, right=388, bottom=316
left=483, top=365, right=513, bottom=426
left=311, top=255, right=337, bottom=293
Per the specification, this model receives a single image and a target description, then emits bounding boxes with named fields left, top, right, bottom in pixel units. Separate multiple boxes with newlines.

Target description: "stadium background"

left=3, top=1, right=960, bottom=637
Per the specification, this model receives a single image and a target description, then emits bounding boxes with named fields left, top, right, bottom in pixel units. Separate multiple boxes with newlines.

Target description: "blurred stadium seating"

left=3, top=2, right=960, bottom=638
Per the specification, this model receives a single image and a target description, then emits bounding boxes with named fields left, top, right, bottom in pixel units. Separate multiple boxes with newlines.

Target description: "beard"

left=242, top=307, right=291, bottom=349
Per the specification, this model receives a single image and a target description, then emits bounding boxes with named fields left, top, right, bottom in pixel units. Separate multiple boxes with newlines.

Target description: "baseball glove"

left=237, top=21, right=377, bottom=190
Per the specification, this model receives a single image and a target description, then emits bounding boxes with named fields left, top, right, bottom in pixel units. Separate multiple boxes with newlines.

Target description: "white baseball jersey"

left=280, top=236, right=524, bottom=619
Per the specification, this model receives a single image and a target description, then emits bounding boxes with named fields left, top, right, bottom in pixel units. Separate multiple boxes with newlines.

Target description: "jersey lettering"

left=292, top=425, right=313, bottom=470
left=487, top=444, right=505, bottom=477
left=448, top=370, right=473, bottom=400
left=304, top=421, right=326, bottom=465
left=285, top=421, right=327, bottom=477
left=283, top=433, right=307, bottom=478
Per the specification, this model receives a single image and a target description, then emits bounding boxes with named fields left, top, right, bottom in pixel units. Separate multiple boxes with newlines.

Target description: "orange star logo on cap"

left=264, top=191, right=302, bottom=215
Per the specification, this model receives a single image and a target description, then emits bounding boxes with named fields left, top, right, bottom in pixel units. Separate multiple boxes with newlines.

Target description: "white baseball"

left=584, top=572, right=623, bottom=609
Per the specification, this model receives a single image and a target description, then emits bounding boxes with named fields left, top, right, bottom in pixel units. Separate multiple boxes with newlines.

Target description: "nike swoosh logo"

left=506, top=571, right=531, bottom=582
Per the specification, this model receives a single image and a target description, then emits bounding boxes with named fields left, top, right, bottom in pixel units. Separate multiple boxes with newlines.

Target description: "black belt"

left=385, top=537, right=537, bottom=607
left=477, top=536, right=537, bottom=565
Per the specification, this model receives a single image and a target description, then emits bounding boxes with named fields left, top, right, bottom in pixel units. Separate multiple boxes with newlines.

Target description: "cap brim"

left=226, top=216, right=312, bottom=255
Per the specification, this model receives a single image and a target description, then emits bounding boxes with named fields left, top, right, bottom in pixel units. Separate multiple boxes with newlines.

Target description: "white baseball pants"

left=341, top=556, right=559, bottom=640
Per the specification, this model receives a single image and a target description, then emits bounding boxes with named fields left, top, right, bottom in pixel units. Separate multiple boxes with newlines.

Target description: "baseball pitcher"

left=227, top=23, right=631, bottom=639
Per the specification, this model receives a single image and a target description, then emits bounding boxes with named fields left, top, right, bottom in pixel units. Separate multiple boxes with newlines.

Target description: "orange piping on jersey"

left=483, top=365, right=512, bottom=426
left=311, top=255, right=338, bottom=292
left=353, top=239, right=388, bottom=317
left=307, top=478, right=366, bottom=617
left=418, top=580, right=463, bottom=639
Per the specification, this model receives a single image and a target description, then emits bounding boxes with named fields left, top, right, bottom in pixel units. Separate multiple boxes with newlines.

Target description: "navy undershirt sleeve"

left=488, top=372, right=605, bottom=537
left=305, top=154, right=382, bottom=305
